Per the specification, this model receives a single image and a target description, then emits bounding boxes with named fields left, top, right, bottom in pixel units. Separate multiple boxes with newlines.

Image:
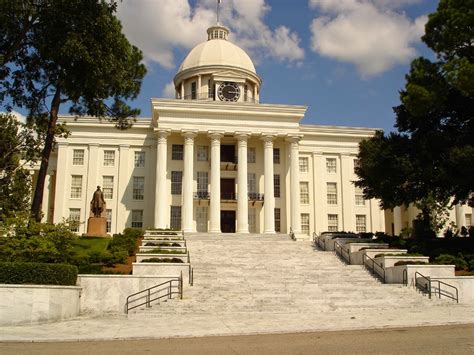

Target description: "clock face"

left=217, top=82, right=240, bottom=102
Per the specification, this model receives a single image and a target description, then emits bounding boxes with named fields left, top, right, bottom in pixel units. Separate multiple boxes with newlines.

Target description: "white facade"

left=37, top=24, right=386, bottom=237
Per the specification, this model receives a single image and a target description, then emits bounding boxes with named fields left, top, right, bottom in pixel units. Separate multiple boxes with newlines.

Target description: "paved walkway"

left=1, top=234, right=473, bottom=342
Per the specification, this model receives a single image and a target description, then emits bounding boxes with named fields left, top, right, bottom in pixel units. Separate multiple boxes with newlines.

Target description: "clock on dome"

left=217, top=82, right=240, bottom=102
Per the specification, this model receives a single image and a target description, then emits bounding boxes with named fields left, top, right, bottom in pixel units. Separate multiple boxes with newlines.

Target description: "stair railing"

left=313, top=232, right=325, bottom=250
left=125, top=272, right=183, bottom=314
left=414, top=271, right=458, bottom=303
left=363, top=254, right=385, bottom=283
left=334, top=240, right=350, bottom=264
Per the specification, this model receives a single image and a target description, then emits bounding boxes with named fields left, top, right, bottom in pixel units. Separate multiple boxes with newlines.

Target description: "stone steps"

left=129, top=233, right=452, bottom=318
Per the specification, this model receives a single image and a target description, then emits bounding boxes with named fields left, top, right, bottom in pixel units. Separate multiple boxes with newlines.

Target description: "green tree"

left=0, top=113, right=41, bottom=219
left=355, top=0, right=474, bottom=235
left=1, top=0, right=146, bottom=221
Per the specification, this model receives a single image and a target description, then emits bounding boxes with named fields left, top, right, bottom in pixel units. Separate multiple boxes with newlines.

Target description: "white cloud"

left=309, top=0, right=427, bottom=76
left=11, top=110, right=26, bottom=123
left=116, top=0, right=304, bottom=69
left=162, top=82, right=176, bottom=99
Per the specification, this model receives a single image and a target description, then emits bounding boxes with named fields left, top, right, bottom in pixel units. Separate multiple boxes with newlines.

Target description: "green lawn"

left=71, top=237, right=110, bottom=257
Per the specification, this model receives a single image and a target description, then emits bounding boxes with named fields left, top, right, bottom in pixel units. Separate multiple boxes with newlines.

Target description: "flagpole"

left=217, top=0, right=220, bottom=25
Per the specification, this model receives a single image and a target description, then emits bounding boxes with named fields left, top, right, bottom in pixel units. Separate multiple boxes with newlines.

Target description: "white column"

left=197, top=75, right=201, bottom=98
left=116, top=144, right=129, bottom=233
left=262, top=134, right=275, bottom=234
left=85, top=143, right=99, bottom=218
left=312, top=152, right=325, bottom=234
left=287, top=136, right=301, bottom=234
left=180, top=83, right=184, bottom=100
left=182, top=131, right=197, bottom=232
left=53, top=142, right=68, bottom=224
left=236, top=133, right=250, bottom=233
left=154, top=130, right=170, bottom=228
left=455, top=204, right=466, bottom=228
left=209, top=131, right=223, bottom=233
left=393, top=206, right=402, bottom=236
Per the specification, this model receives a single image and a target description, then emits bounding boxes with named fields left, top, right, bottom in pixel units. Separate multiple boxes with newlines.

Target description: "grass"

left=71, top=237, right=110, bottom=257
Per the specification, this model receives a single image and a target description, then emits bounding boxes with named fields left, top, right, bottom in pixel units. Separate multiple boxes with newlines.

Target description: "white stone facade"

left=36, top=24, right=387, bottom=238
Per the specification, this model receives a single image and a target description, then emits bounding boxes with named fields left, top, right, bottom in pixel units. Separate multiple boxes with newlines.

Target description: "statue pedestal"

left=86, top=217, right=107, bottom=237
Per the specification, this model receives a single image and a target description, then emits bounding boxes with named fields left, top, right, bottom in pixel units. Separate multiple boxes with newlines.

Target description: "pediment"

left=212, top=70, right=249, bottom=83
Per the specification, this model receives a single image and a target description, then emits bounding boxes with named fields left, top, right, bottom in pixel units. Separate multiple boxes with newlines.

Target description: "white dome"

left=178, top=35, right=256, bottom=74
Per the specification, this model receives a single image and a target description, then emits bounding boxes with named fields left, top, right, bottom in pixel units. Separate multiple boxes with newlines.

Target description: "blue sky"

left=12, top=1, right=439, bottom=133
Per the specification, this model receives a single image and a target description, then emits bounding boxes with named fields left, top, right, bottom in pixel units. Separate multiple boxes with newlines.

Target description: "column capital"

left=56, top=141, right=68, bottom=147
left=235, top=132, right=251, bottom=141
left=119, top=144, right=130, bottom=149
left=260, top=133, right=276, bottom=143
left=208, top=130, right=224, bottom=139
left=155, top=129, right=171, bottom=138
left=285, top=134, right=303, bottom=144
left=181, top=129, right=198, bottom=138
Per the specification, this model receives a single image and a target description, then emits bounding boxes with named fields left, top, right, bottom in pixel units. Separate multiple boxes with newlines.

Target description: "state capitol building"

left=38, top=23, right=470, bottom=238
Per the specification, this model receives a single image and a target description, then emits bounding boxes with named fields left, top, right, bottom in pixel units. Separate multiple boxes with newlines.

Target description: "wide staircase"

left=129, top=233, right=448, bottom=317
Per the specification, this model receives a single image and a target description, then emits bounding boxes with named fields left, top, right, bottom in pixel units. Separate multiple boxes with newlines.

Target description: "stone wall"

left=0, top=284, right=81, bottom=326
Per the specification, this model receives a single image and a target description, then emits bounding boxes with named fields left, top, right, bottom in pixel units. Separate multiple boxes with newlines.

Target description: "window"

left=301, top=213, right=310, bottom=235
left=191, top=82, right=197, bottom=100
left=102, top=176, right=114, bottom=200
left=133, top=177, right=144, bottom=200
left=244, top=84, right=248, bottom=102
left=70, top=175, right=82, bottom=198
left=275, top=208, right=281, bottom=233
left=466, top=214, right=472, bottom=228
left=171, top=171, right=183, bottom=195
left=69, top=208, right=81, bottom=232
left=326, top=158, right=336, bottom=173
left=356, top=215, right=367, bottom=233
left=247, top=173, right=256, bottom=194
left=355, top=186, right=365, bottom=206
left=299, top=157, right=309, bottom=172
left=104, top=150, right=115, bottom=166
left=248, top=147, right=256, bottom=163
left=72, top=149, right=84, bottom=165
left=208, top=80, right=213, bottom=99
left=248, top=208, right=256, bottom=233
left=197, top=171, right=208, bottom=193
left=273, top=148, right=280, bottom=164
left=105, top=209, right=112, bottom=233
left=197, top=145, right=208, bottom=161
left=300, top=182, right=309, bottom=204
left=327, top=182, right=337, bottom=205
left=328, top=214, right=338, bottom=232
left=172, top=144, right=183, bottom=160
left=196, top=206, right=208, bottom=232
left=170, top=206, right=181, bottom=230
left=274, top=174, right=280, bottom=198
left=131, top=210, right=143, bottom=228
left=134, top=151, right=145, bottom=168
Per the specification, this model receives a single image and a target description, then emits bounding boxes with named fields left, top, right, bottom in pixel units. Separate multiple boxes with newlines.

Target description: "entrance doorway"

left=221, top=210, right=236, bottom=233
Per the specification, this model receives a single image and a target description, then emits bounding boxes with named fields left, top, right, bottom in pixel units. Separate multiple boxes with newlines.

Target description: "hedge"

left=0, top=262, right=78, bottom=286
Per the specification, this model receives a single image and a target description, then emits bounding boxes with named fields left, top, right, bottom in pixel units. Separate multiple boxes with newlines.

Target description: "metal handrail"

left=248, top=192, right=264, bottom=201
left=414, top=272, right=459, bottom=303
left=334, top=240, right=350, bottom=264
left=189, top=266, right=194, bottom=286
left=402, top=268, right=408, bottom=286
left=289, top=227, right=295, bottom=240
left=313, top=232, right=325, bottom=250
left=363, top=254, right=385, bottom=283
left=179, top=92, right=259, bottom=103
left=125, top=274, right=182, bottom=314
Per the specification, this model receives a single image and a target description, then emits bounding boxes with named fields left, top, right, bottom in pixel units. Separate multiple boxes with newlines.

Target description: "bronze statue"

left=90, top=186, right=106, bottom=217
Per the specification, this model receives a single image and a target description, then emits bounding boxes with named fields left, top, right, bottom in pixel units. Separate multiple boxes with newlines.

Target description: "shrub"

left=140, top=257, right=184, bottom=263
left=123, top=227, right=144, bottom=239
left=434, top=254, right=468, bottom=271
left=138, top=248, right=186, bottom=254
left=108, top=232, right=140, bottom=256
left=0, top=262, right=78, bottom=285
left=394, top=260, right=428, bottom=266
left=172, top=242, right=181, bottom=247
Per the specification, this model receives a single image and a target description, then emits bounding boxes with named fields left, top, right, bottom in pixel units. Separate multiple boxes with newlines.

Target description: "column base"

left=208, top=229, right=222, bottom=233
left=237, top=229, right=249, bottom=234
left=292, top=233, right=310, bottom=241
left=263, top=230, right=276, bottom=234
